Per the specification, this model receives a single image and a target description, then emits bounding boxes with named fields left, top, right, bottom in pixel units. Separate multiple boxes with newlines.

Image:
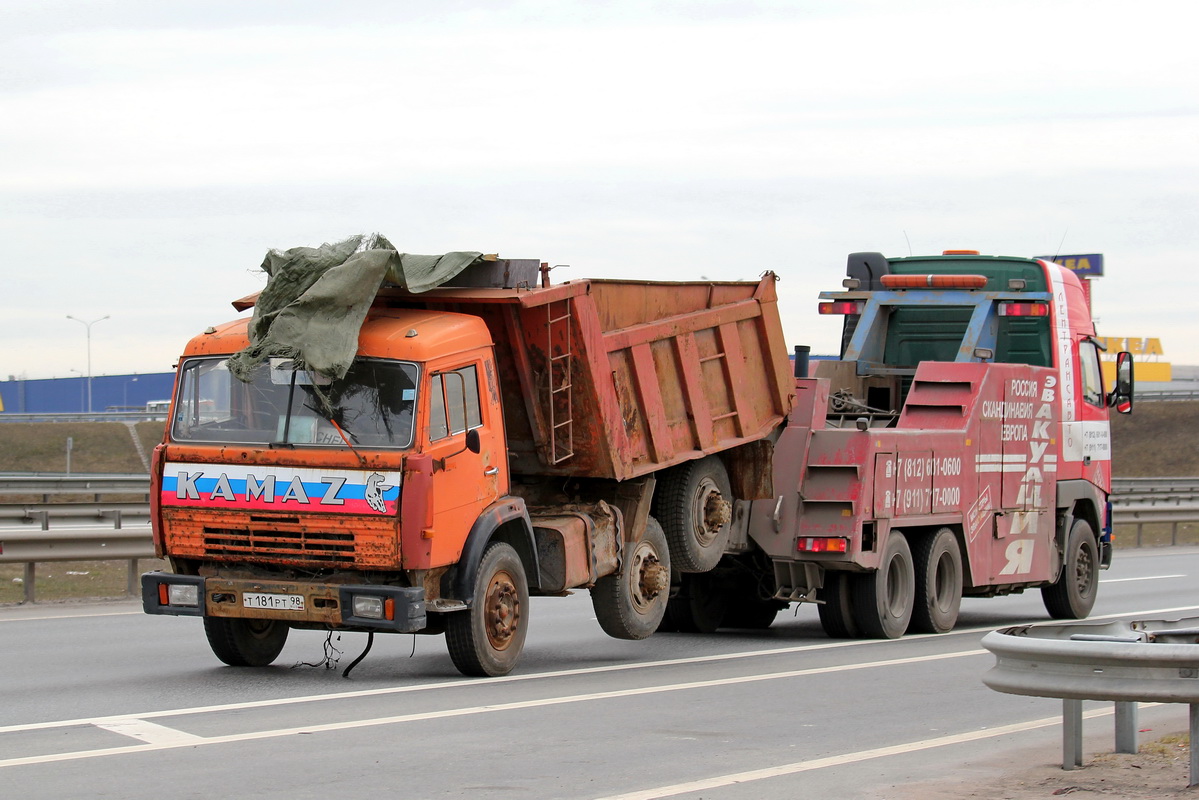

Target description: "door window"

left=429, top=364, right=482, bottom=441
left=1079, top=340, right=1104, bottom=408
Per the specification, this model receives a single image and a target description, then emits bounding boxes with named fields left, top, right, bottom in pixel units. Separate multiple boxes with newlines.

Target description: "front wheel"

left=203, top=617, right=289, bottom=667
left=446, top=542, right=529, bottom=677
left=591, top=517, right=671, bottom=640
left=851, top=530, right=915, bottom=639
left=1042, top=519, right=1099, bottom=619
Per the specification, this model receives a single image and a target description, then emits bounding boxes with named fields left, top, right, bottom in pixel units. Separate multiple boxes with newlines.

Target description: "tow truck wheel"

left=851, top=530, right=915, bottom=638
left=817, top=571, right=860, bottom=638
left=1041, top=519, right=1099, bottom=619
left=723, top=595, right=784, bottom=630
left=592, top=517, right=671, bottom=640
left=678, top=572, right=725, bottom=633
left=909, top=527, right=963, bottom=634
left=655, top=456, right=733, bottom=573
left=446, top=542, right=529, bottom=677
left=203, top=617, right=289, bottom=667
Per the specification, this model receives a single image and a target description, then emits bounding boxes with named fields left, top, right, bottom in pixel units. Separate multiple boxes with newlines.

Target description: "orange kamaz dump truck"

left=143, top=255, right=793, bottom=676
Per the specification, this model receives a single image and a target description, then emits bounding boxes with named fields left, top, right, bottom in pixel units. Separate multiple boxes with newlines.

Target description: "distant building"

left=0, top=372, right=176, bottom=414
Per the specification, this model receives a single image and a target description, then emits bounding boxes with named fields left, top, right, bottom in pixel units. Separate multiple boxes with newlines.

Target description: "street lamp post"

left=69, top=368, right=84, bottom=411
left=66, top=315, right=110, bottom=413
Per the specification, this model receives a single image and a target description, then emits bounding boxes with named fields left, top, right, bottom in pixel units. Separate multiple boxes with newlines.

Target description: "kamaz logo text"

left=172, top=470, right=392, bottom=511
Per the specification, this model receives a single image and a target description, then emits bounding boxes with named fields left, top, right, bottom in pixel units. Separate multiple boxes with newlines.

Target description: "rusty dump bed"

left=378, top=275, right=794, bottom=481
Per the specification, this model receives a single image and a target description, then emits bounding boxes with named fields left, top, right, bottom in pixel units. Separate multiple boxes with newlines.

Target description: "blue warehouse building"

left=0, top=373, right=176, bottom=414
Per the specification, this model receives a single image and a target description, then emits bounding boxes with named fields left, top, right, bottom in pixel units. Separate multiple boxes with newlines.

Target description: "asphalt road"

left=2, top=547, right=1197, bottom=799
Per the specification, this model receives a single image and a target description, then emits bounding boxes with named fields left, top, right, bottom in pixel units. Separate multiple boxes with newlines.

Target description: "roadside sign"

left=1036, top=253, right=1104, bottom=277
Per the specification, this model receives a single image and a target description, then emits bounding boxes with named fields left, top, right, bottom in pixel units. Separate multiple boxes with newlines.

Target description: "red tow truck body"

left=681, top=251, right=1133, bottom=638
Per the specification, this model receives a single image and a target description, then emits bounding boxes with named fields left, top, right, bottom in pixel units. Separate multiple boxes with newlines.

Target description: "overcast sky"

left=2, top=0, right=1195, bottom=381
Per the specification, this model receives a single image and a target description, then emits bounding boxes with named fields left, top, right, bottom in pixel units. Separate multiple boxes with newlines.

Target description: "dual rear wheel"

left=817, top=528, right=963, bottom=639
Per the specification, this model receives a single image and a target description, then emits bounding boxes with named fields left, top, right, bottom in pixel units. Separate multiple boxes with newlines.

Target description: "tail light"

left=797, top=537, right=849, bottom=553
left=818, top=301, right=863, bottom=315
left=998, top=302, right=1050, bottom=317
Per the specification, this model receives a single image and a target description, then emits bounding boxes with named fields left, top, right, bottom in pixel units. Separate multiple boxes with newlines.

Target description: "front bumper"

left=141, top=572, right=427, bottom=632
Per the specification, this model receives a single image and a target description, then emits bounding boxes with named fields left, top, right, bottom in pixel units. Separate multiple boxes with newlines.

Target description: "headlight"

left=168, top=584, right=200, bottom=607
left=352, top=595, right=385, bottom=619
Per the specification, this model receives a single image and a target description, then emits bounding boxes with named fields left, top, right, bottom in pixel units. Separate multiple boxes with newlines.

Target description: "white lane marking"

left=3, top=603, right=1197, bottom=738
left=0, top=649, right=986, bottom=769
left=1100, top=574, right=1185, bottom=584
left=94, top=719, right=203, bottom=745
left=592, top=705, right=1158, bottom=800
left=0, top=611, right=141, bottom=624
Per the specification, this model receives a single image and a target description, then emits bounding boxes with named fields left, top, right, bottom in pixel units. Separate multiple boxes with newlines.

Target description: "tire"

left=817, top=571, right=860, bottom=638
left=1041, top=519, right=1099, bottom=619
left=591, top=517, right=671, bottom=640
left=663, top=594, right=699, bottom=632
left=851, top=530, right=915, bottom=639
left=723, top=596, right=783, bottom=630
left=203, top=617, right=289, bottom=667
left=909, top=527, right=963, bottom=634
left=684, top=572, right=726, bottom=633
left=446, top=542, right=529, bottom=677
left=654, top=456, right=733, bottom=573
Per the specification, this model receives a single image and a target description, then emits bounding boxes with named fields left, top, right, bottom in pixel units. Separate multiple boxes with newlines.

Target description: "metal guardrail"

left=1137, top=389, right=1199, bottom=402
left=1112, top=477, right=1199, bottom=505
left=0, top=502, right=149, bottom=529
left=1112, top=504, right=1199, bottom=546
left=0, top=411, right=167, bottom=423
left=0, top=528, right=155, bottom=604
left=0, top=475, right=155, bottom=603
left=982, top=617, right=1199, bottom=786
left=0, top=474, right=150, bottom=496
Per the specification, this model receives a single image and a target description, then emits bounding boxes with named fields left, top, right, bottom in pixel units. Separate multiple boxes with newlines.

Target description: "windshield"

left=171, top=357, right=419, bottom=448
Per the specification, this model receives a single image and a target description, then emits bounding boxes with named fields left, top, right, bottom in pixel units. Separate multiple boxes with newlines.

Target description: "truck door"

left=423, top=359, right=504, bottom=566
left=1060, top=338, right=1113, bottom=487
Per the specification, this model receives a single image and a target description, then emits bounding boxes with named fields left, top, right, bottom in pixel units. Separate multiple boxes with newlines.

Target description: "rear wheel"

left=204, top=617, right=289, bottom=667
left=851, top=530, right=915, bottom=639
left=817, top=571, right=860, bottom=639
left=723, top=595, right=784, bottom=630
left=446, top=542, right=529, bottom=677
left=660, top=572, right=725, bottom=633
left=655, top=456, right=733, bottom=573
left=909, top=527, right=963, bottom=634
left=591, top=517, right=671, bottom=640
left=1042, top=519, right=1099, bottom=619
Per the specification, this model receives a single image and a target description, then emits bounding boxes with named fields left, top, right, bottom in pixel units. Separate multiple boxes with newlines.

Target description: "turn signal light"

left=797, top=537, right=849, bottom=553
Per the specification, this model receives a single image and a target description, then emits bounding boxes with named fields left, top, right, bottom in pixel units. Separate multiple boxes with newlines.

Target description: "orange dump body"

left=374, top=274, right=795, bottom=481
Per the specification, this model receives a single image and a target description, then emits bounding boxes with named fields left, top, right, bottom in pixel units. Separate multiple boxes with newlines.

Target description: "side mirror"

left=435, top=428, right=481, bottom=471
left=1109, top=351, right=1134, bottom=414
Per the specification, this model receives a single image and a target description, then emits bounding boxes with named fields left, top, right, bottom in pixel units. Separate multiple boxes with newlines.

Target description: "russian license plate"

left=242, top=592, right=305, bottom=611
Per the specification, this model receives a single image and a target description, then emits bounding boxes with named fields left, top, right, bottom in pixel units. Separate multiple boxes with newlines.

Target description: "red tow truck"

left=665, top=250, right=1134, bottom=639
